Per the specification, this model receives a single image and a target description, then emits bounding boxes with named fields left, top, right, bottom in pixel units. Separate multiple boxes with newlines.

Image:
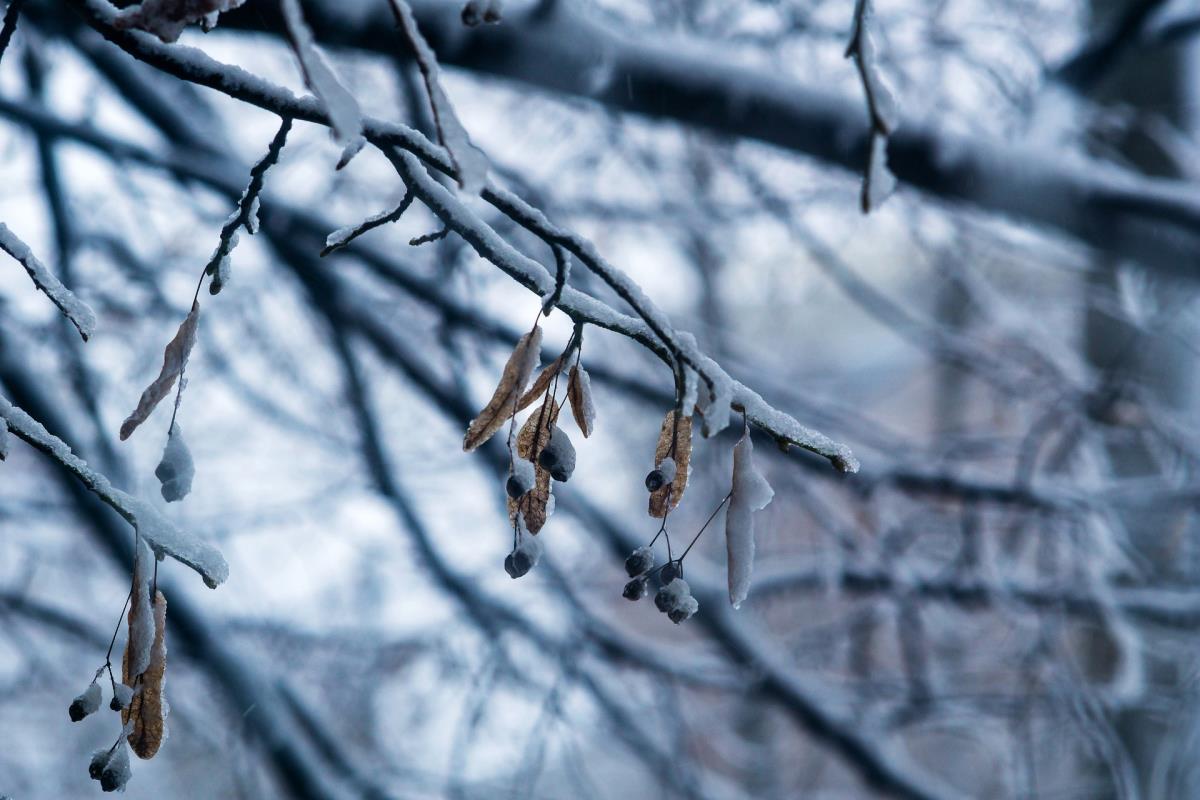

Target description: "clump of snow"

left=114, top=0, right=247, bottom=43
left=726, top=429, right=774, bottom=608
left=69, top=682, right=102, bottom=721
left=391, top=0, right=490, bottom=193
left=280, top=0, right=364, bottom=165
left=155, top=423, right=195, bottom=503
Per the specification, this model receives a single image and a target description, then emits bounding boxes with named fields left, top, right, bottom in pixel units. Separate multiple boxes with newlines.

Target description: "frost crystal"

left=726, top=430, right=774, bottom=608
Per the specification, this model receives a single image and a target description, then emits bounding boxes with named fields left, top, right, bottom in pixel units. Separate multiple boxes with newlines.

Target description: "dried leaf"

left=463, top=327, right=542, bottom=452
left=120, top=301, right=200, bottom=441
left=124, top=590, right=168, bottom=760
left=515, top=352, right=566, bottom=414
left=649, top=411, right=692, bottom=518
left=567, top=365, right=596, bottom=438
left=508, top=400, right=559, bottom=534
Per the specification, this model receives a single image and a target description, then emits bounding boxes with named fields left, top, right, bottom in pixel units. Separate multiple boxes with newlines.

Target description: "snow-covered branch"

left=0, top=395, right=228, bottom=588
left=66, top=0, right=856, bottom=471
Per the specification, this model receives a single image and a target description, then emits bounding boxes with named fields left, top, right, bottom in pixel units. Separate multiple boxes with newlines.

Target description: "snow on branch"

left=845, top=0, right=898, bottom=213
left=115, top=0, right=247, bottom=42
left=0, top=221, right=96, bottom=341
left=387, top=0, right=490, bottom=194
left=0, top=396, right=228, bottom=588
left=205, top=115, right=292, bottom=294
left=279, top=0, right=363, bottom=167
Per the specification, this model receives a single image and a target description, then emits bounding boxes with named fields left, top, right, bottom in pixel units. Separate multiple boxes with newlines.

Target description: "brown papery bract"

left=123, top=590, right=168, bottom=760
left=509, top=400, right=559, bottom=533
left=649, top=411, right=692, bottom=518
left=462, top=327, right=542, bottom=452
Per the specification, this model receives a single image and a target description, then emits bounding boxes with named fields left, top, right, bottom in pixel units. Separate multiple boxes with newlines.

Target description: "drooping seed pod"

left=537, top=425, right=576, bottom=482
left=622, top=577, right=648, bottom=601
left=505, top=457, right=536, bottom=499
left=70, top=682, right=102, bottom=722
left=624, top=546, right=655, bottom=577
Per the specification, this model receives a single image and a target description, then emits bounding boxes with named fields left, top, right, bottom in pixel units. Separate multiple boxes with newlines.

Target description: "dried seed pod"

left=505, top=457, right=535, bottom=499
left=70, top=682, right=102, bottom=722
left=537, top=426, right=576, bottom=482
left=660, top=561, right=680, bottom=585
left=124, top=590, right=168, bottom=760
left=649, top=412, right=692, bottom=518
left=624, top=546, right=655, bottom=577
left=622, top=577, right=648, bottom=601
left=463, top=327, right=542, bottom=452
left=509, top=401, right=559, bottom=534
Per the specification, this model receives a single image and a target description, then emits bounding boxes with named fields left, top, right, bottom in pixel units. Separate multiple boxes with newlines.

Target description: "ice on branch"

left=0, top=222, right=96, bottom=341
left=0, top=396, right=228, bottom=588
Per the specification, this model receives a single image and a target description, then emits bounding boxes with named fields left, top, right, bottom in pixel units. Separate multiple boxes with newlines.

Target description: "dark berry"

left=654, top=586, right=672, bottom=612
left=69, top=699, right=88, bottom=722
left=660, top=561, right=680, bottom=584
left=504, top=548, right=534, bottom=579
left=623, top=578, right=647, bottom=601
left=624, top=547, right=654, bottom=577
left=505, top=475, right=527, bottom=499
left=645, top=469, right=665, bottom=492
